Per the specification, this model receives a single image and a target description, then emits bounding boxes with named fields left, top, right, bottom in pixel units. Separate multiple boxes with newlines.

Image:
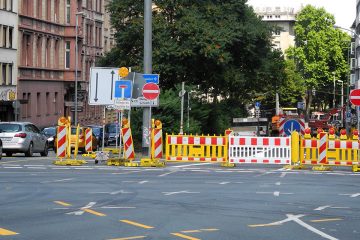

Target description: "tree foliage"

left=286, top=5, right=350, bottom=116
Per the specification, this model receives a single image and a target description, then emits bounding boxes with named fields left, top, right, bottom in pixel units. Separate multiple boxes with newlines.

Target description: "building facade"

left=0, top=0, right=18, bottom=121
left=355, top=0, right=360, bottom=88
left=253, top=6, right=297, bottom=54
left=17, top=0, right=106, bottom=128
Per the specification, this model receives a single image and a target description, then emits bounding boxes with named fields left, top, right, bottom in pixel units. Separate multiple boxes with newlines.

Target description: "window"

left=46, top=0, right=51, bottom=21
left=65, top=41, right=70, bottom=69
left=351, top=42, right=355, bottom=55
left=9, top=0, right=13, bottom=11
left=2, top=64, right=6, bottom=85
left=3, top=26, right=7, bottom=48
left=54, top=92, right=58, bottom=114
left=37, top=0, right=42, bottom=18
left=54, top=40, right=59, bottom=68
left=66, top=0, right=71, bottom=24
left=351, top=74, right=356, bottom=85
left=23, top=33, right=32, bottom=66
left=54, top=0, right=59, bottom=22
left=3, top=0, right=7, bottom=10
left=45, top=38, right=51, bottom=67
left=27, top=93, right=31, bottom=117
left=46, top=92, right=50, bottom=114
left=36, top=36, right=42, bottom=67
left=8, top=64, right=12, bottom=85
left=8, top=27, right=12, bottom=48
left=351, top=58, right=356, bottom=69
left=37, top=92, right=41, bottom=116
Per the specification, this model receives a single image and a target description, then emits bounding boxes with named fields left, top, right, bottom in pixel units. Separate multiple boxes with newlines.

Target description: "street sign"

left=142, top=83, right=160, bottom=100
left=142, top=74, right=159, bottom=84
left=255, top=102, right=260, bottom=109
left=297, top=102, right=305, bottom=110
left=283, top=119, right=301, bottom=136
left=114, top=80, right=132, bottom=99
left=89, top=67, right=120, bottom=105
left=350, top=89, right=360, bottom=106
left=114, top=99, right=131, bottom=110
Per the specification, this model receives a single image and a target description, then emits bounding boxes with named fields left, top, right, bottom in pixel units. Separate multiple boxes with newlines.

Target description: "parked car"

left=0, top=122, right=49, bottom=157
left=41, top=126, right=57, bottom=150
left=55, top=126, right=98, bottom=153
left=105, top=123, right=120, bottom=145
left=87, top=125, right=109, bottom=147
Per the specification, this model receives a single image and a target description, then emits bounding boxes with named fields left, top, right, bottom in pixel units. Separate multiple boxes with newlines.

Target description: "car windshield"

left=0, top=124, right=22, bottom=133
left=91, top=127, right=101, bottom=135
left=71, top=128, right=83, bottom=135
left=108, top=125, right=119, bottom=133
left=43, top=127, right=56, bottom=136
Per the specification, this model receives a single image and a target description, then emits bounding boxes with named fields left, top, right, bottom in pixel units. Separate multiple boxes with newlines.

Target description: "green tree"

left=286, top=5, right=350, bottom=118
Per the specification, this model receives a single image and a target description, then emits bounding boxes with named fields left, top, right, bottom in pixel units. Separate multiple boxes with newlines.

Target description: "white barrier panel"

left=229, top=135, right=291, bottom=164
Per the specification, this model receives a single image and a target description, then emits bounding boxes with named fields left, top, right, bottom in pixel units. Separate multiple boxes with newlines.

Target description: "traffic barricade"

left=85, top=128, right=93, bottom=153
left=165, top=134, right=228, bottom=163
left=300, top=129, right=360, bottom=172
left=228, top=134, right=291, bottom=165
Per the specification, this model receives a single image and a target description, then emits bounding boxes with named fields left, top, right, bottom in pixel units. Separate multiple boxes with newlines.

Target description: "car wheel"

left=0, top=143, right=2, bottom=160
left=6, top=152, right=12, bottom=157
left=40, top=142, right=49, bottom=157
left=25, top=143, right=34, bottom=157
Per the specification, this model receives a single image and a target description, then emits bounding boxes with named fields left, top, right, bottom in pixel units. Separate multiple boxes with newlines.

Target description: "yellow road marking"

left=0, top=228, right=18, bottom=236
left=248, top=223, right=281, bottom=227
left=120, top=220, right=154, bottom=229
left=171, top=233, right=201, bottom=240
left=181, top=230, right=201, bottom=233
left=83, top=208, right=106, bottom=217
left=54, top=201, right=72, bottom=207
left=108, top=236, right=146, bottom=240
left=310, top=218, right=343, bottom=223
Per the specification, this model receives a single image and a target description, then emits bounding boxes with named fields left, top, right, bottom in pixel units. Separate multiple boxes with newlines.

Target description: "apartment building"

left=17, top=0, right=105, bottom=128
left=254, top=6, right=297, bottom=54
left=0, top=0, right=18, bottom=121
left=355, top=0, right=360, bottom=88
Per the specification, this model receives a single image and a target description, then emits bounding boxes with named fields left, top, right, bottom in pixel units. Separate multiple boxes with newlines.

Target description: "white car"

left=0, top=122, right=49, bottom=157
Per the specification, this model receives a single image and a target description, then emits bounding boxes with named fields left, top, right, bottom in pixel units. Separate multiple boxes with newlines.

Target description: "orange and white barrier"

left=85, top=128, right=92, bottom=153
left=165, top=135, right=227, bottom=162
left=152, top=128, right=163, bottom=159
left=122, top=127, right=135, bottom=160
left=57, top=125, right=67, bottom=158
left=228, top=135, right=291, bottom=164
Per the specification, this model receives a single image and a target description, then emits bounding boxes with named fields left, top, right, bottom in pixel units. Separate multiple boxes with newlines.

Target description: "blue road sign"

left=114, top=80, right=132, bottom=99
left=142, top=74, right=159, bottom=84
left=283, top=119, right=301, bottom=136
left=255, top=102, right=261, bottom=109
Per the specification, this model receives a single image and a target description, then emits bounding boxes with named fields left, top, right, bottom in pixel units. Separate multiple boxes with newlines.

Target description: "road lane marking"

left=0, top=228, right=18, bottom=236
left=314, top=205, right=332, bottom=211
left=171, top=163, right=215, bottom=168
left=91, top=190, right=133, bottom=195
left=83, top=208, right=106, bottom=217
left=67, top=202, right=96, bottom=215
left=249, top=214, right=338, bottom=240
left=280, top=172, right=287, bottom=178
left=42, top=178, right=74, bottom=184
left=101, top=206, right=136, bottom=209
left=181, top=230, right=201, bottom=233
left=158, top=171, right=177, bottom=177
left=256, top=191, right=293, bottom=197
left=275, top=182, right=281, bottom=186
left=171, top=233, right=200, bottom=240
left=108, top=236, right=146, bottom=240
left=3, top=167, right=23, bottom=169
left=310, top=218, right=343, bottom=223
left=120, top=220, right=154, bottom=229
left=54, top=201, right=72, bottom=207
left=339, top=193, right=360, bottom=197
left=162, top=191, right=200, bottom=196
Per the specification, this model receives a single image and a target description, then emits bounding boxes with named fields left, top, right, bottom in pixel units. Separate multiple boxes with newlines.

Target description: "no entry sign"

left=142, top=83, right=160, bottom=100
left=350, top=89, right=360, bottom=106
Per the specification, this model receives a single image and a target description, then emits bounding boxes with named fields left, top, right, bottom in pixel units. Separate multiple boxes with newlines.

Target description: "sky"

left=247, top=0, right=355, bottom=30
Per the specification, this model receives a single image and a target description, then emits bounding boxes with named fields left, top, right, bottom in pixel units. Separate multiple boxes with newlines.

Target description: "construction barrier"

left=121, top=127, right=135, bottom=160
left=228, top=134, right=291, bottom=164
left=85, top=128, right=92, bottom=153
left=57, top=125, right=67, bottom=158
left=165, top=134, right=228, bottom=163
left=152, top=128, right=163, bottom=159
left=301, top=129, right=359, bottom=171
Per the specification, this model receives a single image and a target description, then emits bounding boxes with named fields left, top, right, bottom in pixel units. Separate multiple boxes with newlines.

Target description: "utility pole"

left=142, top=0, right=152, bottom=156
left=179, top=82, right=185, bottom=135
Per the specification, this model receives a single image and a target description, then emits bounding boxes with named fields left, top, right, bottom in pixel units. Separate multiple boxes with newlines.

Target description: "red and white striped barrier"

left=85, top=128, right=92, bottom=153
left=122, top=127, right=135, bottom=160
left=228, top=135, right=291, bottom=164
left=153, top=129, right=163, bottom=159
left=318, top=132, right=327, bottom=164
left=57, top=125, right=67, bottom=158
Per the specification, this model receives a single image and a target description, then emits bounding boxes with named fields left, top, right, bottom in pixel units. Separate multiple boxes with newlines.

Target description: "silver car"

left=0, top=122, right=49, bottom=157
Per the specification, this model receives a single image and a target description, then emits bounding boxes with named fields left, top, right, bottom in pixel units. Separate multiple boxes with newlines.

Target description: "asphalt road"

left=0, top=152, right=359, bottom=240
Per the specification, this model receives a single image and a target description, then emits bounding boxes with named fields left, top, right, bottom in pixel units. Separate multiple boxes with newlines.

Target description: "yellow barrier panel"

left=165, top=134, right=227, bottom=163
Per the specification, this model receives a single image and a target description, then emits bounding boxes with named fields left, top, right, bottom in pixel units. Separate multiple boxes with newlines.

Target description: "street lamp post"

left=75, top=12, right=84, bottom=126
left=337, top=80, right=344, bottom=126
left=333, top=72, right=336, bottom=108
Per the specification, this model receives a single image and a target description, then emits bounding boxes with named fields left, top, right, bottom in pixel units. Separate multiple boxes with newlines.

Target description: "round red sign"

left=350, top=89, right=360, bottom=106
left=142, top=83, right=160, bottom=100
